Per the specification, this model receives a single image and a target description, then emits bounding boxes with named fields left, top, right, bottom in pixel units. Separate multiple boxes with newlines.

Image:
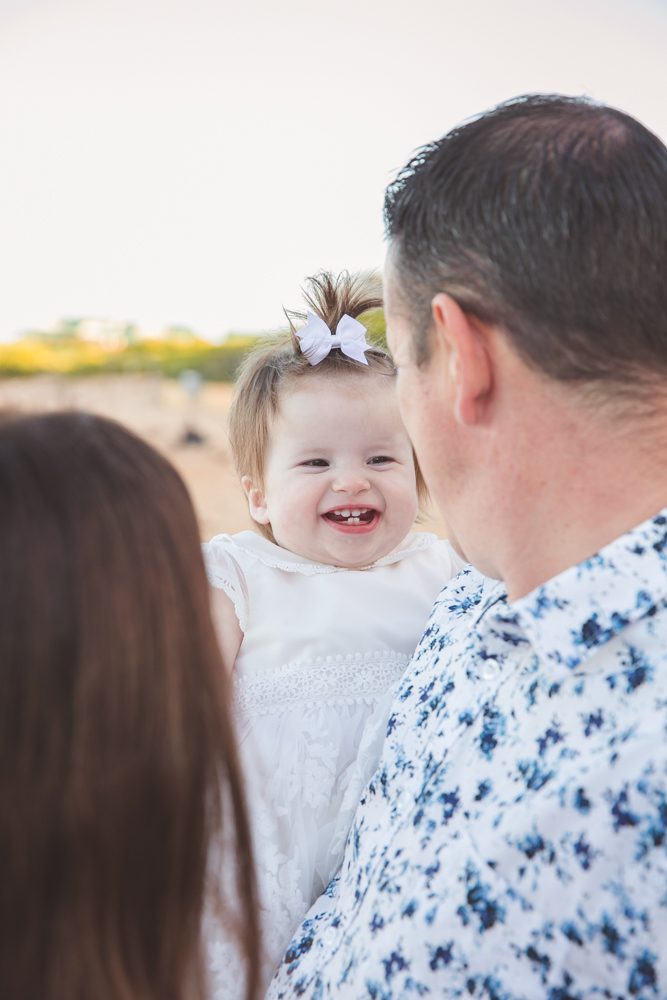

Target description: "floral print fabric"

left=268, top=511, right=667, bottom=998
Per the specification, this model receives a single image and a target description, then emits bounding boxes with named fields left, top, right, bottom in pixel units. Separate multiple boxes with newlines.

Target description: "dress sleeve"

left=202, top=534, right=250, bottom=633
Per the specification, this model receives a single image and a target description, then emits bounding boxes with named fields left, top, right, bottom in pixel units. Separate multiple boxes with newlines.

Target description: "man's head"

left=385, top=94, right=667, bottom=384
left=383, top=94, right=667, bottom=586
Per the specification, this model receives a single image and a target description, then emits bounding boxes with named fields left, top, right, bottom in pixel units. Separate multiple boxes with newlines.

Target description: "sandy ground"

left=0, top=374, right=446, bottom=541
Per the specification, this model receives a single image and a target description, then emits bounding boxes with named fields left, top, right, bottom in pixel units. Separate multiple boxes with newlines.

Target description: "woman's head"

left=229, top=271, right=427, bottom=563
left=0, top=411, right=258, bottom=1000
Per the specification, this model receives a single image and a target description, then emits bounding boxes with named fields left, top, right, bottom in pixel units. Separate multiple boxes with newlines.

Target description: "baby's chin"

left=275, top=523, right=415, bottom=570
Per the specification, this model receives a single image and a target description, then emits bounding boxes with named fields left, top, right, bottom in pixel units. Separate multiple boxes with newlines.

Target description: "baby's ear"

left=241, top=476, right=270, bottom=525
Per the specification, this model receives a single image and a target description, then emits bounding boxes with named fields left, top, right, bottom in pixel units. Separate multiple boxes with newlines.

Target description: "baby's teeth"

left=339, top=509, right=351, bottom=517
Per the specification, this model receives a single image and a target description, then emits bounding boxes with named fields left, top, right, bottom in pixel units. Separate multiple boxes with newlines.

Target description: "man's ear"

left=241, top=476, right=270, bottom=525
left=431, top=293, right=493, bottom=426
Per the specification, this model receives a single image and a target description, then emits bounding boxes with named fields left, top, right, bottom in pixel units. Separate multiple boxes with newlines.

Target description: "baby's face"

left=244, top=375, right=419, bottom=568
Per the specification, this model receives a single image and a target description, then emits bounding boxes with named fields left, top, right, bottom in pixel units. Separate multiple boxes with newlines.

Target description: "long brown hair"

left=0, top=411, right=259, bottom=1000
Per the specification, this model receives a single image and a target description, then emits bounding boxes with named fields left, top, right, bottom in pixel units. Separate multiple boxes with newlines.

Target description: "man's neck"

left=495, top=390, right=667, bottom=602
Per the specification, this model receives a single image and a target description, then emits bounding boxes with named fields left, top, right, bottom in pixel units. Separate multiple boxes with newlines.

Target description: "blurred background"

left=1, top=0, right=665, bottom=537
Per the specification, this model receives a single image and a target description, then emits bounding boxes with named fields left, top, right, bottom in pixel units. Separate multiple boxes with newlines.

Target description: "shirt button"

left=395, top=791, right=411, bottom=817
left=480, top=658, right=500, bottom=680
left=322, top=927, right=337, bottom=948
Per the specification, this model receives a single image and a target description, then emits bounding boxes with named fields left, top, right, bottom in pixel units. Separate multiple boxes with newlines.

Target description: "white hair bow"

left=295, top=311, right=370, bottom=366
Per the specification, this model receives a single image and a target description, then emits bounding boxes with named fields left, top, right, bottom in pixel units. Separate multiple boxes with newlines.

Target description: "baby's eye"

left=301, top=458, right=329, bottom=468
left=368, top=455, right=394, bottom=466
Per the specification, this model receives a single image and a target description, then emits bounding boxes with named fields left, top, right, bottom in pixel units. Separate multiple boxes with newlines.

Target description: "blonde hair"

left=229, top=270, right=426, bottom=539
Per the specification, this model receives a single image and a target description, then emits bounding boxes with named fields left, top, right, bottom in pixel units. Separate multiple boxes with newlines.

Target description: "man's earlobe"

left=241, top=476, right=271, bottom=525
left=431, top=293, right=493, bottom=426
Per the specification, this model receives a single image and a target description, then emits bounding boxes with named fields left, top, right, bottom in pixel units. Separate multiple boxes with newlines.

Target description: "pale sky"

left=1, top=0, right=666, bottom=341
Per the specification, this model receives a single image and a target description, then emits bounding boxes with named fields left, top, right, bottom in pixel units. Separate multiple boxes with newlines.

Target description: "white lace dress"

left=203, top=530, right=464, bottom=997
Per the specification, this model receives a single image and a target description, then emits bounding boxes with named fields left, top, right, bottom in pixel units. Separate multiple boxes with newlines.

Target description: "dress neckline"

left=226, top=530, right=439, bottom=575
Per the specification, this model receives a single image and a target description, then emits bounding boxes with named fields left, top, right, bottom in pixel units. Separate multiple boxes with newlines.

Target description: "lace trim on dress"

left=210, top=573, right=248, bottom=632
left=202, top=544, right=249, bottom=632
left=233, top=650, right=408, bottom=716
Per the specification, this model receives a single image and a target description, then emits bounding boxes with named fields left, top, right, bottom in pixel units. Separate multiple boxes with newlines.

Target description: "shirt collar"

left=509, top=509, right=667, bottom=670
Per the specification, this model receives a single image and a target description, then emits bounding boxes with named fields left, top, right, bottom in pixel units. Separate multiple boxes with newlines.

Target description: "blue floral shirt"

left=268, top=511, right=667, bottom=998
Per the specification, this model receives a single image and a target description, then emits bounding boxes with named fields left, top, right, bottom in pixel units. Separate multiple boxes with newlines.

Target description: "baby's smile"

left=323, top=506, right=379, bottom=531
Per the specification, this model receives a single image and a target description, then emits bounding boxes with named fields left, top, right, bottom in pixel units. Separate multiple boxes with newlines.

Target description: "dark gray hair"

left=384, top=94, right=667, bottom=393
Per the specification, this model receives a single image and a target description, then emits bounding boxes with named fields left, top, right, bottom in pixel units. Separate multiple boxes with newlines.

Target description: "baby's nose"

left=332, top=469, right=371, bottom=494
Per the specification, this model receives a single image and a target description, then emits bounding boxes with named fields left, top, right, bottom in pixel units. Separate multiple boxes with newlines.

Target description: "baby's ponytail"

left=285, top=271, right=383, bottom=335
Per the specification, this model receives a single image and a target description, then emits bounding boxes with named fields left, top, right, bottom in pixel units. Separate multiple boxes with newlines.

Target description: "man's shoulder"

left=431, top=563, right=502, bottom=616
left=414, top=565, right=507, bottom=664
left=383, top=567, right=506, bottom=746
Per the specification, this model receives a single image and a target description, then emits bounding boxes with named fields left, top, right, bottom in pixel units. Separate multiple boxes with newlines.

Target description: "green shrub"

left=0, top=312, right=389, bottom=381
left=0, top=333, right=265, bottom=381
